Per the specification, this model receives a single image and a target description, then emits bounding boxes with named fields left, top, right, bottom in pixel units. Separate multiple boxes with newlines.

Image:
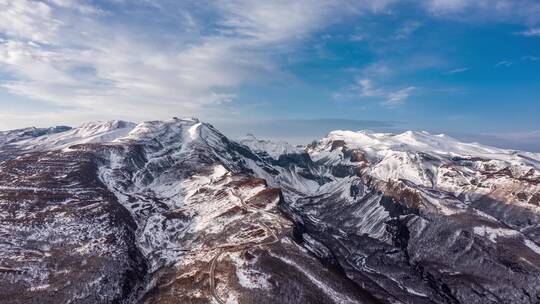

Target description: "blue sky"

left=0, top=0, right=539, bottom=150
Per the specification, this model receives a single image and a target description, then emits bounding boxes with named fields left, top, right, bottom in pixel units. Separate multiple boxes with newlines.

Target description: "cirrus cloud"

left=519, top=28, right=540, bottom=37
left=335, top=78, right=416, bottom=107
left=0, top=0, right=398, bottom=125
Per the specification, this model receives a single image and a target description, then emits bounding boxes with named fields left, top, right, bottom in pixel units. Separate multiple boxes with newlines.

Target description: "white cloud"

left=350, top=34, right=366, bottom=42
left=425, top=0, right=540, bottom=24
left=0, top=0, right=398, bottom=125
left=495, top=60, right=513, bottom=68
left=519, top=28, right=540, bottom=37
left=447, top=67, right=469, bottom=74
left=359, top=62, right=394, bottom=78
left=216, top=1, right=333, bottom=43
left=361, top=55, right=448, bottom=79
left=46, top=0, right=101, bottom=14
left=427, top=0, right=470, bottom=13
left=395, top=21, right=422, bottom=39
left=355, top=78, right=415, bottom=106
left=336, top=59, right=421, bottom=107
left=0, top=1, right=272, bottom=114
left=358, top=79, right=385, bottom=97
left=213, top=0, right=398, bottom=46
left=0, top=0, right=60, bottom=44
left=386, top=86, right=416, bottom=105
left=522, top=56, right=540, bottom=61
left=1, top=0, right=537, bottom=128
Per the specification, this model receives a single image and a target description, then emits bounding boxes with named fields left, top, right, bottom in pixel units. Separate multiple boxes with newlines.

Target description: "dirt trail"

left=208, top=190, right=280, bottom=304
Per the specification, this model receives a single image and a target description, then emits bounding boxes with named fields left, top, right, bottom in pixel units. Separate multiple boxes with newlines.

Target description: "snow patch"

left=229, top=252, right=271, bottom=290
left=188, top=122, right=202, bottom=140
left=523, top=239, right=540, bottom=255
left=473, top=226, right=519, bottom=242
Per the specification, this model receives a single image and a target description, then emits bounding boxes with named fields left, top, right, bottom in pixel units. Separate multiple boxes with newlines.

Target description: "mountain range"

left=1, top=117, right=539, bottom=304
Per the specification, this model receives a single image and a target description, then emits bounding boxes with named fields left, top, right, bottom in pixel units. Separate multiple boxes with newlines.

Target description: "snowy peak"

left=77, top=120, right=135, bottom=135
left=0, top=126, right=71, bottom=145
left=239, top=133, right=301, bottom=160
left=305, top=129, right=540, bottom=191
left=319, top=129, right=484, bottom=154
left=13, top=120, right=136, bottom=151
left=4, top=118, right=210, bottom=153
left=2, top=117, right=274, bottom=180
left=118, top=118, right=199, bottom=142
left=310, top=129, right=540, bottom=167
left=115, top=118, right=234, bottom=158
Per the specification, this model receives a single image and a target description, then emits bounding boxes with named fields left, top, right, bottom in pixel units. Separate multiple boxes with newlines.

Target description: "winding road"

left=209, top=251, right=226, bottom=304
left=208, top=190, right=281, bottom=304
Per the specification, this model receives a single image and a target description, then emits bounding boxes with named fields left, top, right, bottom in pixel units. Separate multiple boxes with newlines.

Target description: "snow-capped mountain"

left=14, top=120, right=137, bottom=151
left=239, top=133, right=302, bottom=160
left=287, top=129, right=540, bottom=303
left=1, top=119, right=539, bottom=304
left=0, top=125, right=72, bottom=145
left=307, top=130, right=539, bottom=200
left=0, top=125, right=72, bottom=161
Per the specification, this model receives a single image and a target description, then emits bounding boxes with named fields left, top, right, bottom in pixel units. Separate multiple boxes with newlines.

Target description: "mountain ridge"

left=3, top=118, right=539, bottom=158
left=1, top=117, right=540, bottom=304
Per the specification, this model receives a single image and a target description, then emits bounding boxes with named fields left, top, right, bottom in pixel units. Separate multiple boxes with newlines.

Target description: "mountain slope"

left=266, top=130, right=540, bottom=303
left=0, top=118, right=376, bottom=304
left=1, top=121, right=539, bottom=304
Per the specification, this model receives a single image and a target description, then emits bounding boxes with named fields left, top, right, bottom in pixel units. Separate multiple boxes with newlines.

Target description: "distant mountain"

left=1, top=118, right=539, bottom=304
left=239, top=133, right=303, bottom=160
left=0, top=125, right=72, bottom=145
